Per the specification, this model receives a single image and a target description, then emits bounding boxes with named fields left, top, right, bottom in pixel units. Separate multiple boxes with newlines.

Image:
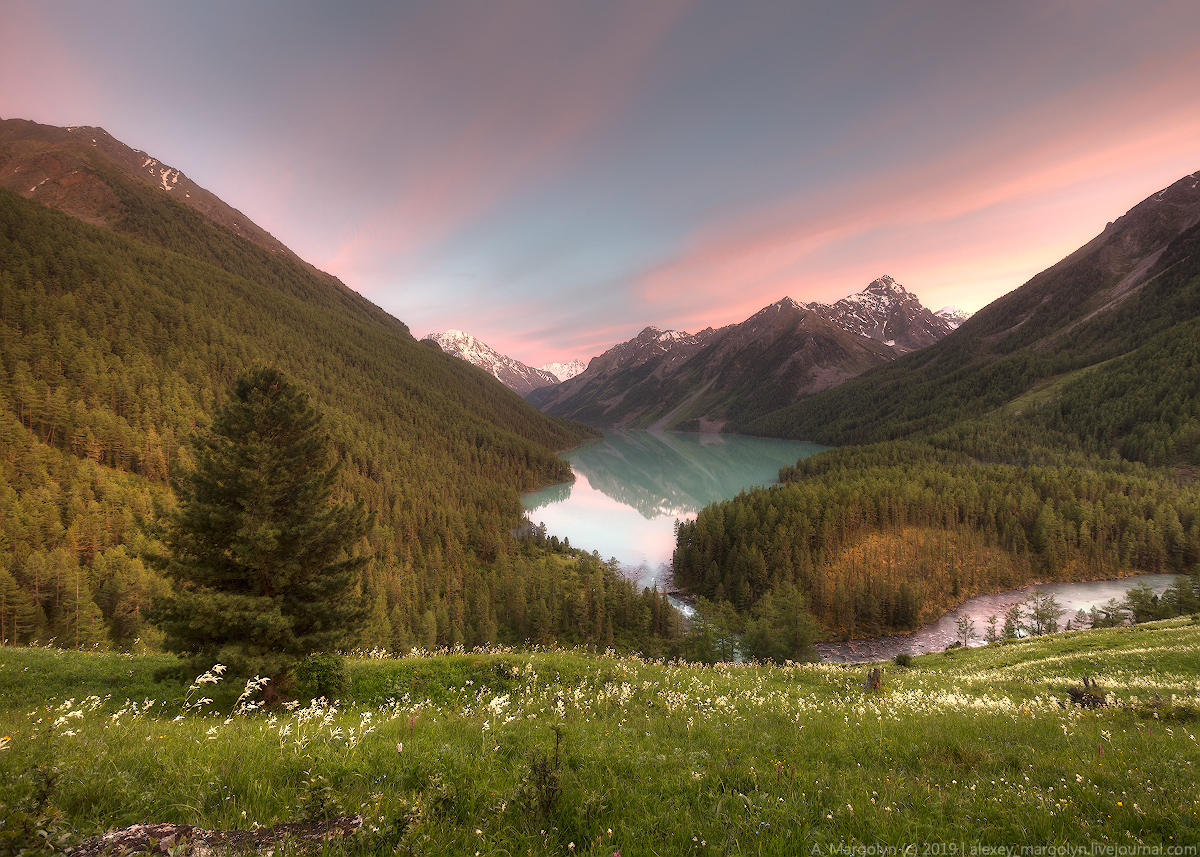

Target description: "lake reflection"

left=522, top=431, right=826, bottom=581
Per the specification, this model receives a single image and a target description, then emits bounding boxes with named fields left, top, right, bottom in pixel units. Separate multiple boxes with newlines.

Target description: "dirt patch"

left=71, top=815, right=363, bottom=857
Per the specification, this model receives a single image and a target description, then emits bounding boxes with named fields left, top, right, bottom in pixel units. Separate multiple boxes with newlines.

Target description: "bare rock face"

left=806, top=275, right=956, bottom=353
left=71, top=816, right=364, bottom=857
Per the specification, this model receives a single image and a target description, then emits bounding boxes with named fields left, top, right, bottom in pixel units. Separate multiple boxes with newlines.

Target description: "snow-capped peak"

left=539, top=359, right=586, bottom=382
left=423, top=330, right=560, bottom=395
left=934, top=306, right=972, bottom=329
left=867, top=275, right=904, bottom=292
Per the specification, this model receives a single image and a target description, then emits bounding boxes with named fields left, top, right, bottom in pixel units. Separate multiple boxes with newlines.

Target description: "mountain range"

left=746, top=169, right=1200, bottom=451
left=428, top=276, right=968, bottom=412
left=5, top=113, right=1199, bottom=654
left=528, top=276, right=961, bottom=430
left=423, top=330, right=561, bottom=395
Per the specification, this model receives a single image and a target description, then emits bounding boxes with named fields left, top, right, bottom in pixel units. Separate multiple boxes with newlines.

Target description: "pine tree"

left=153, top=368, right=368, bottom=692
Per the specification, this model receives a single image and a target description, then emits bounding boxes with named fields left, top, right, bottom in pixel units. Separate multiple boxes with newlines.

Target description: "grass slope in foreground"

left=2, top=621, right=1198, bottom=854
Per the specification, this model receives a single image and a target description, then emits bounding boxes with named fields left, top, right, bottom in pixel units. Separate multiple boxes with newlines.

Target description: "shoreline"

left=814, top=571, right=1182, bottom=664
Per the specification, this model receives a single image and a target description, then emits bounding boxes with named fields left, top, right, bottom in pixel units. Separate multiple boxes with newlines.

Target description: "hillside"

left=741, top=171, right=1200, bottom=455
left=0, top=121, right=695, bottom=658
left=1, top=118, right=298, bottom=262
left=675, top=172, right=1200, bottom=636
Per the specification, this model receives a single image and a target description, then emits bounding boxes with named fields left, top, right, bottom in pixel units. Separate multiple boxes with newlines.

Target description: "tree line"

left=673, top=440, right=1200, bottom=638
left=0, top=186, right=689, bottom=657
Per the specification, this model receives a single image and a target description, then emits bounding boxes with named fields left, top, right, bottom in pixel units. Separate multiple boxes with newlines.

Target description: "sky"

left=3, top=1, right=1199, bottom=368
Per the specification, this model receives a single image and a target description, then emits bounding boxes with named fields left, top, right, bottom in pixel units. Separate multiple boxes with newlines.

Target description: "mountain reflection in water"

left=522, top=431, right=827, bottom=577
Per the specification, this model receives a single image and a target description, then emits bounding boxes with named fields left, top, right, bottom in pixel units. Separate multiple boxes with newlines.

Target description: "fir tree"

left=153, top=368, right=368, bottom=693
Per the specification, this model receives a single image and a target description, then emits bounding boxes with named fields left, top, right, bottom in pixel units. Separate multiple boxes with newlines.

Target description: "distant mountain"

left=424, top=330, right=560, bottom=395
left=807, top=275, right=955, bottom=352
left=539, top=359, right=586, bottom=382
left=529, top=278, right=954, bottom=431
left=744, top=169, right=1200, bottom=456
left=935, top=305, right=972, bottom=329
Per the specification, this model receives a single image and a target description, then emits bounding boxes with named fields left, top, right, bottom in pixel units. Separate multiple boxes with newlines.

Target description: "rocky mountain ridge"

left=744, top=169, right=1200, bottom=444
left=528, top=277, right=956, bottom=431
left=423, top=330, right=561, bottom=396
left=539, top=360, right=586, bottom=382
left=1, top=118, right=295, bottom=258
left=805, top=275, right=957, bottom=351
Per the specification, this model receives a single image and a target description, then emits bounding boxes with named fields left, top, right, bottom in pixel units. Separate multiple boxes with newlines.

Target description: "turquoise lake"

left=521, top=431, right=827, bottom=587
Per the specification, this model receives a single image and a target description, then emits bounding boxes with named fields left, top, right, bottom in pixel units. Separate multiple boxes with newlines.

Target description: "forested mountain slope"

left=741, top=171, right=1200, bottom=454
left=0, top=140, right=686, bottom=655
left=675, top=172, right=1200, bottom=639
left=1, top=118, right=298, bottom=263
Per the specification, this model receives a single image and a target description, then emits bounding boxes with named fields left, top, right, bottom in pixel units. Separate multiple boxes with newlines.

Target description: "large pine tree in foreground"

left=154, top=368, right=368, bottom=690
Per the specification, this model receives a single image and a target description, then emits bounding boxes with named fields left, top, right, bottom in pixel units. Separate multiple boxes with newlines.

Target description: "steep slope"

left=1, top=118, right=294, bottom=257
left=533, top=301, right=897, bottom=430
left=808, top=275, right=955, bottom=352
left=424, top=330, right=560, bottom=395
left=0, top=121, right=617, bottom=653
left=528, top=326, right=715, bottom=420
left=673, top=171, right=1200, bottom=638
left=0, top=117, right=365, bottom=298
left=532, top=277, right=952, bottom=430
left=743, top=170, right=1200, bottom=451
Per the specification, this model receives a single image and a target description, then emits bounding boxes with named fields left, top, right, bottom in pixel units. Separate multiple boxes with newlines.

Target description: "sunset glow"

left=3, top=1, right=1198, bottom=367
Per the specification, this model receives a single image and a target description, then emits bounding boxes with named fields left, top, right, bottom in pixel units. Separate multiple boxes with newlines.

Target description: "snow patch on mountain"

left=935, top=306, right=972, bottom=329
left=424, top=330, right=561, bottom=396
left=539, top=360, right=586, bottom=382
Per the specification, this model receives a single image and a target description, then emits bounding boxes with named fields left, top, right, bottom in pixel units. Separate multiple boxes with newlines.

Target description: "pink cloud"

left=628, top=58, right=1200, bottom=330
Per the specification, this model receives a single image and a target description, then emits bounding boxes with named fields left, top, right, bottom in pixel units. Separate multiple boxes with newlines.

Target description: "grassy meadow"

left=2, top=620, right=1199, bottom=855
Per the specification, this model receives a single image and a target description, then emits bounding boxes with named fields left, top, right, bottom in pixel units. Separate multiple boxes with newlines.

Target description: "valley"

left=2, top=117, right=1198, bottom=665
left=6, top=6, right=1200, bottom=851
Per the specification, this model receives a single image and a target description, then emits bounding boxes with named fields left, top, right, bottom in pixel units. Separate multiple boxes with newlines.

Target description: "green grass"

left=995, top=360, right=1116, bottom=419
left=2, top=623, right=1199, bottom=855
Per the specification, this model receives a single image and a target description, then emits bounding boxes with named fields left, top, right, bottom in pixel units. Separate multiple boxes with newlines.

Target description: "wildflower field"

left=2, top=620, right=1199, bottom=856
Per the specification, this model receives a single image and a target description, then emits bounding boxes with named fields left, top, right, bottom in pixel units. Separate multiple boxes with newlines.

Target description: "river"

left=522, top=431, right=1181, bottom=660
left=815, top=573, right=1182, bottom=663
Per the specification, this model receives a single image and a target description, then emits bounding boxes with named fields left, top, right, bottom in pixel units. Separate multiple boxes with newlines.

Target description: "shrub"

left=293, top=653, right=350, bottom=701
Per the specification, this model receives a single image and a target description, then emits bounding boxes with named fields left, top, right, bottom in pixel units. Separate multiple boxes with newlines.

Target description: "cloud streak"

left=2, top=1, right=1199, bottom=368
